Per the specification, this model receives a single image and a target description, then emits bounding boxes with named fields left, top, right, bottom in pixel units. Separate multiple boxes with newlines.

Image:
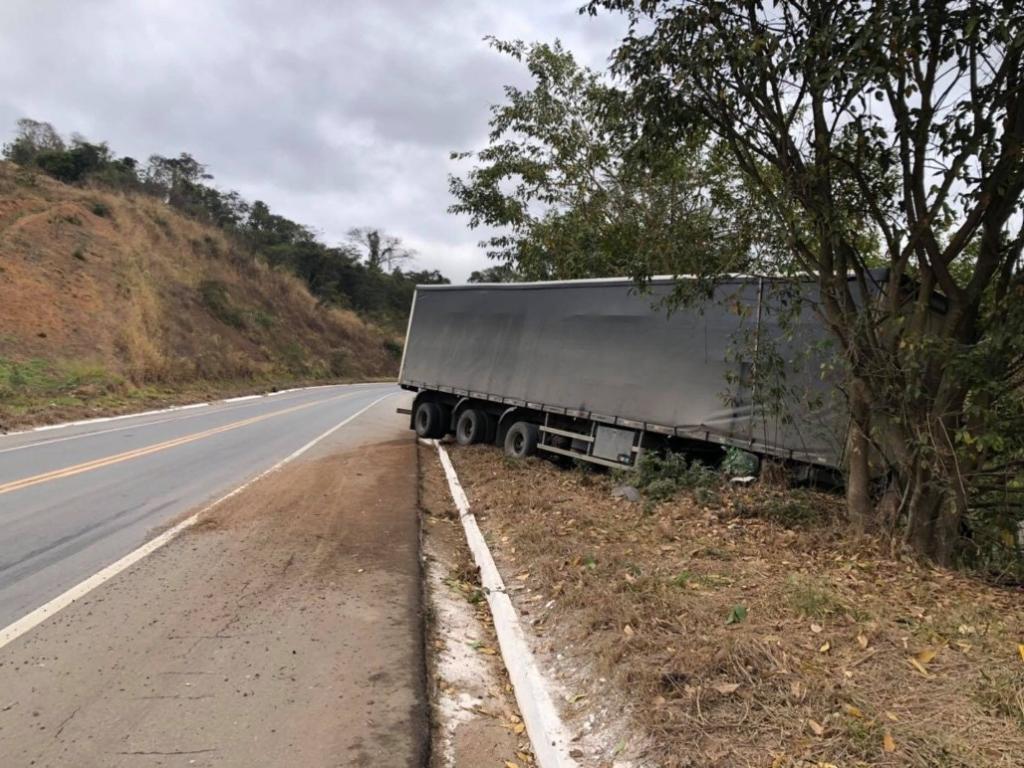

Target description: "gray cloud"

left=0, top=0, right=627, bottom=280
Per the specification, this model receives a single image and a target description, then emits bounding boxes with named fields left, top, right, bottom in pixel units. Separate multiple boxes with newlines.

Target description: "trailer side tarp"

left=400, top=278, right=847, bottom=467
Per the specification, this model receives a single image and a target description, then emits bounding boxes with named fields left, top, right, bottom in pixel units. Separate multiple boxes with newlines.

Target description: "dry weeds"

left=0, top=161, right=398, bottom=427
left=448, top=445, right=1024, bottom=768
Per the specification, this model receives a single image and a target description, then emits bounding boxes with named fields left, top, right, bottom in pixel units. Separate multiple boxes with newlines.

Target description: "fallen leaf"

left=1018, top=644, right=1024, bottom=663
left=908, top=657, right=930, bottom=676
left=478, top=646, right=498, bottom=655
left=513, top=723, right=526, bottom=735
left=505, top=762, right=521, bottom=768
left=713, top=682, right=740, bottom=695
left=811, top=623, right=823, bottom=634
left=808, top=719, right=825, bottom=736
left=843, top=703, right=863, bottom=718
left=857, top=634, right=869, bottom=649
left=623, top=624, right=635, bottom=637
left=819, top=641, right=831, bottom=653
left=883, top=731, right=896, bottom=752
left=885, top=710, right=899, bottom=722
left=915, top=648, right=937, bottom=665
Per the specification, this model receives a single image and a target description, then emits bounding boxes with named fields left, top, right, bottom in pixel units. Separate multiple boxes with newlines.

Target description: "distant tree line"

left=1, top=118, right=448, bottom=330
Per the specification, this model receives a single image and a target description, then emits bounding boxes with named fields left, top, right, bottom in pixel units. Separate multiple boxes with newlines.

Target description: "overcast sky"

left=0, top=1, right=627, bottom=281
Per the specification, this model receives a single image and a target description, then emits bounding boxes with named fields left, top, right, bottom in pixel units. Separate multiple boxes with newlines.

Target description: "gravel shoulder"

left=0, top=416, right=426, bottom=767
left=418, top=443, right=531, bottom=768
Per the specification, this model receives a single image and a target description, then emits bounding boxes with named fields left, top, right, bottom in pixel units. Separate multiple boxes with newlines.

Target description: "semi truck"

left=398, top=276, right=852, bottom=473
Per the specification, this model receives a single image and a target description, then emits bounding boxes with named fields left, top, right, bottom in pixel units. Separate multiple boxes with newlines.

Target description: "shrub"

left=722, top=446, right=760, bottom=477
left=632, top=450, right=722, bottom=501
left=383, top=338, right=403, bottom=357
left=328, top=349, right=351, bottom=376
left=199, top=280, right=245, bottom=329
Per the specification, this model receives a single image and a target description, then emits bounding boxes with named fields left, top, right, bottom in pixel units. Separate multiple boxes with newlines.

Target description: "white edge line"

left=0, top=391, right=397, bottom=651
left=428, top=439, right=581, bottom=768
left=25, top=403, right=211, bottom=434
left=2, top=382, right=394, bottom=437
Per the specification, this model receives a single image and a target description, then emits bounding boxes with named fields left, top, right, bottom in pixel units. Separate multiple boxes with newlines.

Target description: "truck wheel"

left=504, top=421, right=539, bottom=459
left=455, top=408, right=489, bottom=446
left=414, top=401, right=445, bottom=439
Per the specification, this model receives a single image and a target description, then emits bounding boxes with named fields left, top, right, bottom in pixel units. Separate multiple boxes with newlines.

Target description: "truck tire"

left=455, top=408, right=489, bottom=446
left=414, top=401, right=445, bottom=439
left=504, top=421, right=539, bottom=459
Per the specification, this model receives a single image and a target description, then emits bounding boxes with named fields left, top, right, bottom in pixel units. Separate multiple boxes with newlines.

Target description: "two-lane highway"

left=0, top=383, right=396, bottom=629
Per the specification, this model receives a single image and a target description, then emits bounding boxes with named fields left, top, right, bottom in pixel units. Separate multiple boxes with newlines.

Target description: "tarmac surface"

left=0, top=388, right=427, bottom=766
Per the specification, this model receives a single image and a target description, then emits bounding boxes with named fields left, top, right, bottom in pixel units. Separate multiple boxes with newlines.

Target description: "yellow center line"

left=0, top=392, right=358, bottom=497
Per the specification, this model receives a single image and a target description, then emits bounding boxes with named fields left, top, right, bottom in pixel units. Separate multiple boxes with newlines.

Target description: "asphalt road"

left=0, top=382, right=398, bottom=630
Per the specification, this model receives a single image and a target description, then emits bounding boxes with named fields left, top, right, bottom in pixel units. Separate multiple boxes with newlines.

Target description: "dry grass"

left=0, top=162, right=399, bottom=428
left=448, top=445, right=1024, bottom=768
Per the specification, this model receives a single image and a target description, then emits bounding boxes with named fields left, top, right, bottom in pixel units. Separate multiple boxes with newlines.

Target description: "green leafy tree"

left=1, top=118, right=64, bottom=165
left=144, top=153, right=212, bottom=210
left=588, top=0, right=1024, bottom=563
left=449, top=38, right=760, bottom=282
left=468, top=263, right=521, bottom=283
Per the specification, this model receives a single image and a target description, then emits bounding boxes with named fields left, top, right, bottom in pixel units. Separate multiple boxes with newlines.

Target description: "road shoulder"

left=419, top=443, right=529, bottom=768
left=0, top=431, right=426, bottom=767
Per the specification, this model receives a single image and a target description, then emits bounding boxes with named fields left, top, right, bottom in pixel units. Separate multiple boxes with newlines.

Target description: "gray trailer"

left=399, top=276, right=850, bottom=471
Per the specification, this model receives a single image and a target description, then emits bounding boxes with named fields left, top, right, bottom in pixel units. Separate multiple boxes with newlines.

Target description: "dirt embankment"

left=0, top=161, right=399, bottom=429
left=446, top=444, right=1024, bottom=768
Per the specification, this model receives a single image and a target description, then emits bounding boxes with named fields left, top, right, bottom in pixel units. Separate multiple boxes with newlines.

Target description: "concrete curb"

left=428, top=439, right=580, bottom=768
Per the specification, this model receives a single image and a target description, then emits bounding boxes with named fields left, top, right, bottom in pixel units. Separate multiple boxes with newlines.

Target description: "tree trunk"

left=901, top=461, right=961, bottom=566
left=845, top=378, right=873, bottom=531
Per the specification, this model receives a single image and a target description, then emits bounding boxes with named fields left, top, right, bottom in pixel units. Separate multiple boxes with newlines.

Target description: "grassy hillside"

left=0, top=162, right=399, bottom=429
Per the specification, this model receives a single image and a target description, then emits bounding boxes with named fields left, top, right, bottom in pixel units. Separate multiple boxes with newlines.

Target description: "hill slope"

left=0, top=162, right=398, bottom=428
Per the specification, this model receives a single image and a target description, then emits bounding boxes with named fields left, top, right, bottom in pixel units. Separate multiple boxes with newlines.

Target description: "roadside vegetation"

left=0, top=161, right=396, bottom=429
left=2, top=119, right=448, bottom=334
left=452, top=2, right=1024, bottom=571
left=443, top=11, right=1024, bottom=761
left=449, top=443, right=1024, bottom=768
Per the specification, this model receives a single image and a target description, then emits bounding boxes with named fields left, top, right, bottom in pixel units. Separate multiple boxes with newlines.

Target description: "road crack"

left=54, top=706, right=79, bottom=739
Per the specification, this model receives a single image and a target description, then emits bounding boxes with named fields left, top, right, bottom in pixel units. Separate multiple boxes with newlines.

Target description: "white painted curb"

left=428, top=439, right=580, bottom=768
left=1, top=381, right=392, bottom=437
left=0, top=391, right=396, bottom=651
